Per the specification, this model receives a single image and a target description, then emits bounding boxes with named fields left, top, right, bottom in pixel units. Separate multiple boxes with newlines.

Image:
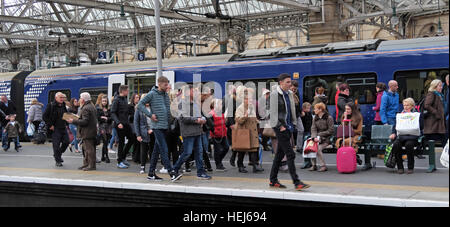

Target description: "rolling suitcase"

left=336, top=119, right=357, bottom=173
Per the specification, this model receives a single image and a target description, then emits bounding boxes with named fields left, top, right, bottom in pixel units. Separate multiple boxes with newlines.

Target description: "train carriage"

left=0, top=36, right=448, bottom=141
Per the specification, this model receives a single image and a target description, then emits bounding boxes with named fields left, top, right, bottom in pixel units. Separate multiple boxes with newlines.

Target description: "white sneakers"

left=159, top=167, right=168, bottom=174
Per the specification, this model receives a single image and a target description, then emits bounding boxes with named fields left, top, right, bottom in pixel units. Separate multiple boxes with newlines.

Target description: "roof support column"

left=219, top=23, right=229, bottom=54
left=308, top=0, right=351, bottom=44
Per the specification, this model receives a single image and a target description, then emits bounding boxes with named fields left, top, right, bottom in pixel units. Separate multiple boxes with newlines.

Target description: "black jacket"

left=0, top=100, right=17, bottom=127
left=337, top=93, right=353, bottom=123
left=0, top=100, right=17, bottom=115
left=301, top=112, right=313, bottom=133
left=269, top=86, right=297, bottom=130
left=43, top=101, right=68, bottom=129
left=110, top=95, right=130, bottom=127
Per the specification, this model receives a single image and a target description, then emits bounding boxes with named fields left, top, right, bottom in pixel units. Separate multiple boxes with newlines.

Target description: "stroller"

left=33, top=121, right=47, bottom=144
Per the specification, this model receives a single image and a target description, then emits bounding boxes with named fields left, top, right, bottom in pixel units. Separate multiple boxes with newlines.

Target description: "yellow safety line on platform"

left=0, top=166, right=448, bottom=193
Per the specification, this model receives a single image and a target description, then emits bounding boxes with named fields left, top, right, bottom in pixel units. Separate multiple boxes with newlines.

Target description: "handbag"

left=67, top=126, right=74, bottom=142
left=395, top=112, right=421, bottom=136
left=441, top=140, right=449, bottom=168
left=231, top=128, right=251, bottom=150
left=384, top=143, right=396, bottom=168
left=303, top=139, right=317, bottom=158
left=262, top=127, right=276, bottom=138
left=337, top=123, right=355, bottom=138
left=304, top=138, right=318, bottom=154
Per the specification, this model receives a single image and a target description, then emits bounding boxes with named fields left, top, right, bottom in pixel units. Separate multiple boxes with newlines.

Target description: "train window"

left=79, top=87, right=108, bottom=104
left=303, top=73, right=377, bottom=105
left=394, top=68, right=448, bottom=103
left=48, top=90, right=71, bottom=104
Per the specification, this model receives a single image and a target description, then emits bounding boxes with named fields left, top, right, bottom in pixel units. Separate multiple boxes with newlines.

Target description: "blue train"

left=0, top=36, right=448, bottom=138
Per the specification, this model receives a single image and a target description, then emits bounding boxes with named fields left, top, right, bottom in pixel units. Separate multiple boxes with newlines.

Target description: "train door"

left=108, top=74, right=125, bottom=102
left=162, top=71, right=175, bottom=89
left=126, top=72, right=156, bottom=97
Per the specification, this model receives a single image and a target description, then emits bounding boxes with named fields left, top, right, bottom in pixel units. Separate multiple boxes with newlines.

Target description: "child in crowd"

left=300, top=102, right=313, bottom=169
left=3, top=114, right=22, bottom=152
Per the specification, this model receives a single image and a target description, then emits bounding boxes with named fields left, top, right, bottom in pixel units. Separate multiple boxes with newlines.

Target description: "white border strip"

left=0, top=175, right=447, bottom=207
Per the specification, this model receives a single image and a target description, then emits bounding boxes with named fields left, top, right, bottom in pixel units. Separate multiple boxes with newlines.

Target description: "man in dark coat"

left=67, top=93, right=98, bottom=171
left=0, top=95, right=19, bottom=149
left=43, top=92, right=69, bottom=167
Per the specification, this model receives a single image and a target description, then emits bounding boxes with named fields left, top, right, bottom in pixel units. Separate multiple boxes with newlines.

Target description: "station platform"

left=0, top=143, right=448, bottom=207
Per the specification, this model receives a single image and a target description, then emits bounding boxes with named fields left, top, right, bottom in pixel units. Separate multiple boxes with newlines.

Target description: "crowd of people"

left=2, top=72, right=447, bottom=190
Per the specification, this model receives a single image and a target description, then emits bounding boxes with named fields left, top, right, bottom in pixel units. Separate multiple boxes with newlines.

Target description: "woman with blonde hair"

left=27, top=98, right=44, bottom=138
left=233, top=87, right=264, bottom=173
left=423, top=79, right=446, bottom=148
left=389, top=98, right=424, bottom=174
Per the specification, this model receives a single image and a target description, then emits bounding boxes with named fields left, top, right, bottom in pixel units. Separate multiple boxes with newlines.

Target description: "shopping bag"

left=232, top=128, right=251, bottom=150
left=384, top=143, right=396, bottom=168
left=303, top=139, right=317, bottom=158
left=440, top=140, right=449, bottom=168
left=26, top=124, right=35, bottom=137
left=395, top=112, right=421, bottom=136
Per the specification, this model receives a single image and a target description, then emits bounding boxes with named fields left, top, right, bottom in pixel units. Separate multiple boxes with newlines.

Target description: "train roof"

left=0, top=36, right=448, bottom=80
left=377, top=36, right=449, bottom=51
left=229, top=36, right=448, bottom=61
left=26, top=54, right=233, bottom=78
left=0, top=72, right=19, bottom=82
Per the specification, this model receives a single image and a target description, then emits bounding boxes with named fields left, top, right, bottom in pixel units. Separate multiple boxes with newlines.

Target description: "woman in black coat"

left=97, top=97, right=113, bottom=163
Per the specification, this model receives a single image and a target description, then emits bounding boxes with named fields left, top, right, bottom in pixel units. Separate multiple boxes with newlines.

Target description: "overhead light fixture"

left=436, top=0, right=444, bottom=36
left=436, top=19, right=444, bottom=36
left=391, top=5, right=399, bottom=26
left=120, top=4, right=126, bottom=20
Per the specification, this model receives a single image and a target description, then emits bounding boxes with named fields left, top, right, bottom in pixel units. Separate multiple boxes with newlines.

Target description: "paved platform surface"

left=0, top=142, right=448, bottom=207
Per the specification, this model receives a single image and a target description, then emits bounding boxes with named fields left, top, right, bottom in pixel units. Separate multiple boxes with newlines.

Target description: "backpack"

left=416, top=96, right=428, bottom=118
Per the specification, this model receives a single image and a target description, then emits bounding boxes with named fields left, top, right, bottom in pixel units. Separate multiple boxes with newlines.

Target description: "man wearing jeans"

left=110, top=85, right=133, bottom=169
left=138, top=76, right=181, bottom=181
left=172, top=84, right=212, bottom=181
left=269, top=73, right=310, bottom=191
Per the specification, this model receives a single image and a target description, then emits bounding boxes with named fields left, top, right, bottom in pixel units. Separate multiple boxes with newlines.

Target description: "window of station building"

left=303, top=73, right=377, bottom=105
left=395, top=69, right=449, bottom=104
left=79, top=87, right=107, bottom=104
left=48, top=90, right=71, bottom=104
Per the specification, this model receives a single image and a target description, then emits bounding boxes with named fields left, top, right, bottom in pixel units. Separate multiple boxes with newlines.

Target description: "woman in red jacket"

left=209, top=99, right=229, bottom=172
left=373, top=82, right=386, bottom=125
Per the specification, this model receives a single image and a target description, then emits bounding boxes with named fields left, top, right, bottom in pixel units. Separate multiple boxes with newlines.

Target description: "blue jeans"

left=148, top=129, right=173, bottom=173
left=69, top=124, right=78, bottom=150
left=109, top=127, right=117, bottom=149
left=174, top=135, right=205, bottom=176
left=2, top=131, right=19, bottom=149
left=201, top=133, right=209, bottom=153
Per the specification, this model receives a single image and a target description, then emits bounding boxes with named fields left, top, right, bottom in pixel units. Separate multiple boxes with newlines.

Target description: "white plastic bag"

left=26, top=123, right=35, bottom=137
left=396, top=112, right=421, bottom=136
left=302, top=140, right=317, bottom=158
left=440, top=140, right=449, bottom=168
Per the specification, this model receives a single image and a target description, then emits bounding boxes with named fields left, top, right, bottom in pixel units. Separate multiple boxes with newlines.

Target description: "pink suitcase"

left=336, top=119, right=357, bottom=173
